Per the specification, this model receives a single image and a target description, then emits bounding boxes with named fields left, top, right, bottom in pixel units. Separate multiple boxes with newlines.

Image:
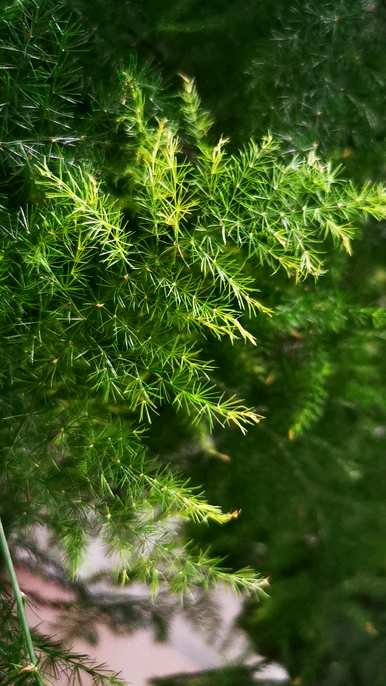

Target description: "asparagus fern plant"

left=1, top=0, right=386, bottom=682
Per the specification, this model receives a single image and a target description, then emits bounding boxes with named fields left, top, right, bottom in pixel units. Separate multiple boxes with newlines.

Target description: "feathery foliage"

left=133, top=2, right=386, bottom=684
left=2, top=0, right=386, bottom=683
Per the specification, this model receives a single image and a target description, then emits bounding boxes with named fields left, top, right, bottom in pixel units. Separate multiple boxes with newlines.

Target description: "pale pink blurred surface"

left=21, top=568, right=199, bottom=685
left=19, top=566, right=287, bottom=685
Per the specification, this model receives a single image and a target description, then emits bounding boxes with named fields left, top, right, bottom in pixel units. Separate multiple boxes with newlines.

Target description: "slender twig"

left=0, top=517, right=44, bottom=685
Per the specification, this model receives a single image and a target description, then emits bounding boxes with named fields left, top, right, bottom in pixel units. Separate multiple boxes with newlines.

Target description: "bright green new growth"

left=2, top=0, right=386, bottom=682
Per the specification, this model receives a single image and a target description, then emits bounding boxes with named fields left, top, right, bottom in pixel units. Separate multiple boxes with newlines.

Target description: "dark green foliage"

left=243, top=0, right=386, bottom=179
left=150, top=665, right=257, bottom=685
left=82, top=1, right=386, bottom=179
left=0, top=0, right=89, bottom=201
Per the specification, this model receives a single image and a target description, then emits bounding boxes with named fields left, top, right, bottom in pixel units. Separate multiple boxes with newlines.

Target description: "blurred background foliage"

left=150, top=665, right=257, bottom=685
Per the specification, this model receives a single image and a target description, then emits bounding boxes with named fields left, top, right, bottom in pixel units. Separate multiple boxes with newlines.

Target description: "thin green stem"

left=0, top=517, right=44, bottom=685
